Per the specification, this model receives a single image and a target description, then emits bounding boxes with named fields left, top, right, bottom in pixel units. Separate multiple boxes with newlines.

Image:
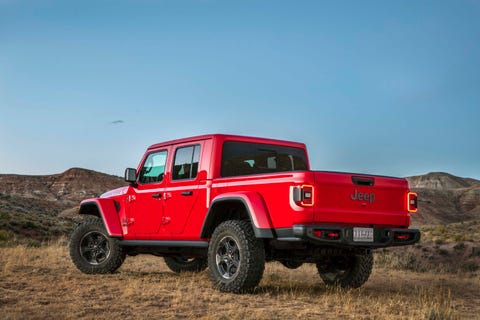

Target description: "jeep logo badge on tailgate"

left=350, top=189, right=376, bottom=204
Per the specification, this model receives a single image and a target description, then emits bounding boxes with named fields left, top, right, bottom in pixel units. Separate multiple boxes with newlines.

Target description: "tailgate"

left=314, top=171, right=410, bottom=227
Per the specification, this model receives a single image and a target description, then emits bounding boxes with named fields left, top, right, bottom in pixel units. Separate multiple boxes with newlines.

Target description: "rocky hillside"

left=0, top=168, right=126, bottom=243
left=0, top=168, right=126, bottom=204
left=407, top=172, right=480, bottom=226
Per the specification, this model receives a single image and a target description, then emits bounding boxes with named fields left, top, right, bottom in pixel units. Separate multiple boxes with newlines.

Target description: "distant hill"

left=407, top=172, right=479, bottom=190
left=0, top=168, right=126, bottom=243
left=0, top=168, right=126, bottom=204
left=407, top=172, right=480, bottom=226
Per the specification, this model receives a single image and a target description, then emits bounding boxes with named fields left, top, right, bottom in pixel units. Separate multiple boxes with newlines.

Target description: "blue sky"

left=1, top=0, right=479, bottom=179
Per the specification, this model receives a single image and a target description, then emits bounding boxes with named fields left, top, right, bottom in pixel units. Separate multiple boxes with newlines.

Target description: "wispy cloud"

left=109, top=120, right=125, bottom=125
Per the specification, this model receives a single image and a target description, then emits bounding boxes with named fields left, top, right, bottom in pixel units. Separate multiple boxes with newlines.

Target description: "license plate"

left=353, top=227, right=374, bottom=242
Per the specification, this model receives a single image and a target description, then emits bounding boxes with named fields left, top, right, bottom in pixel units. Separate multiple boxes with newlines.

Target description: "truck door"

left=163, top=143, right=204, bottom=234
left=126, top=149, right=168, bottom=235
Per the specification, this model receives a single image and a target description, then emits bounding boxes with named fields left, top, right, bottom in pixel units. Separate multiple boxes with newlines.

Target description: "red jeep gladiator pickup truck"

left=70, top=134, right=420, bottom=293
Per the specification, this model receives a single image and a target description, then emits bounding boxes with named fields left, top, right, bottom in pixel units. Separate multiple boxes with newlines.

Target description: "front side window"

left=138, top=150, right=167, bottom=184
left=221, top=141, right=307, bottom=177
left=172, top=145, right=200, bottom=180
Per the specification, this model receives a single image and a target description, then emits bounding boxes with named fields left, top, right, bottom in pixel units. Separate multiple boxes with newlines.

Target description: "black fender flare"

left=200, top=192, right=274, bottom=239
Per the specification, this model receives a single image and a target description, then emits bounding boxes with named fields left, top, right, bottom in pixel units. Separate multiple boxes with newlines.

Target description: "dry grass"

left=1, top=242, right=479, bottom=319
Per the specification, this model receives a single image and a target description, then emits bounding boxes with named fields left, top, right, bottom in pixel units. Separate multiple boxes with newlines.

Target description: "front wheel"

left=208, top=220, right=265, bottom=293
left=316, top=251, right=373, bottom=288
left=164, top=256, right=207, bottom=273
left=70, top=217, right=126, bottom=274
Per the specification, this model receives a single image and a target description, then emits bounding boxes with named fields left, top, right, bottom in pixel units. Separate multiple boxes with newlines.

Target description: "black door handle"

left=152, top=193, right=162, bottom=199
left=181, top=191, right=193, bottom=196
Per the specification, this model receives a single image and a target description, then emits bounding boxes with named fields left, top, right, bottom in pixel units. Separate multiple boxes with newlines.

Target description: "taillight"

left=313, top=230, right=322, bottom=238
left=395, top=234, right=411, bottom=241
left=407, top=192, right=418, bottom=213
left=293, top=185, right=315, bottom=207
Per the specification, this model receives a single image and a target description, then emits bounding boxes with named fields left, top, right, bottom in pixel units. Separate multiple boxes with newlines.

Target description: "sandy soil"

left=1, top=245, right=479, bottom=319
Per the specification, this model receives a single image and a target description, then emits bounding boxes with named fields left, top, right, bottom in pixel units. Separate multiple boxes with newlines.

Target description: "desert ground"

left=1, top=241, right=479, bottom=320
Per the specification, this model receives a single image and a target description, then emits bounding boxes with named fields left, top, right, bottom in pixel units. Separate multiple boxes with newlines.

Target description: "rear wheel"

left=316, top=251, right=373, bottom=288
left=208, top=220, right=265, bottom=293
left=70, top=217, right=126, bottom=274
left=164, top=256, right=207, bottom=273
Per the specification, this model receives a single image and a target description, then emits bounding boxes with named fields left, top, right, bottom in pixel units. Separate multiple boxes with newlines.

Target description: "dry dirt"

left=1, top=243, right=479, bottom=320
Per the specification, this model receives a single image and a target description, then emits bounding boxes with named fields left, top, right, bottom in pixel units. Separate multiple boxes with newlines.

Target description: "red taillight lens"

left=326, top=232, right=340, bottom=239
left=395, top=234, right=411, bottom=241
left=293, top=185, right=315, bottom=207
left=407, top=192, right=418, bottom=213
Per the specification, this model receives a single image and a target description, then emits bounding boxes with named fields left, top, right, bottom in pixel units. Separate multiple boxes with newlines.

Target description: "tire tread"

left=208, top=220, right=265, bottom=293
left=69, top=216, right=125, bottom=274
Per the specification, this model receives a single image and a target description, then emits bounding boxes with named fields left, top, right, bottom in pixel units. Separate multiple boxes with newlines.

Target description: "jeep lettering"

left=350, top=189, right=376, bottom=204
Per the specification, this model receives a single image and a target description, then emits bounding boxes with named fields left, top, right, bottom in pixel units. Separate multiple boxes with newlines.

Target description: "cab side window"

left=172, top=145, right=200, bottom=180
left=138, top=150, right=167, bottom=184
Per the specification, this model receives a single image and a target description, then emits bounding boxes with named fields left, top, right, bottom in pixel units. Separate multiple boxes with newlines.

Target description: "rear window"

left=221, top=141, right=307, bottom=177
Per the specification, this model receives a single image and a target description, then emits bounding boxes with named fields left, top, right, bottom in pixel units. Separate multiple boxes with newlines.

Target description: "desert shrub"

left=453, top=234, right=466, bottom=242
left=433, top=225, right=448, bottom=235
left=471, top=247, right=480, bottom=257
left=453, top=243, right=465, bottom=251
left=460, top=261, right=479, bottom=272
left=437, top=248, right=449, bottom=256
left=21, top=220, right=37, bottom=229
left=27, top=239, right=41, bottom=247
left=0, top=211, right=11, bottom=220
left=402, top=252, right=420, bottom=270
left=375, top=250, right=431, bottom=272
left=0, top=229, right=9, bottom=241
left=8, top=220, right=19, bottom=228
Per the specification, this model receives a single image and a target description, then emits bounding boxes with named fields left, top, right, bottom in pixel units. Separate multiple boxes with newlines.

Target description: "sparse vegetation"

left=375, top=218, right=480, bottom=275
left=421, top=219, right=480, bottom=244
left=1, top=244, right=477, bottom=319
left=0, top=198, right=77, bottom=245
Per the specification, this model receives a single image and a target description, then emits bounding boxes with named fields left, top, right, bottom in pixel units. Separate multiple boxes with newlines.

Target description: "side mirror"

left=124, top=168, right=137, bottom=183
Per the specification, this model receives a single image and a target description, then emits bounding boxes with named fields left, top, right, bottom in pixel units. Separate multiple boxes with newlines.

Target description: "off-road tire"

left=208, top=220, right=265, bottom=293
left=316, top=251, right=373, bottom=288
left=70, top=216, right=126, bottom=274
left=164, top=256, right=207, bottom=273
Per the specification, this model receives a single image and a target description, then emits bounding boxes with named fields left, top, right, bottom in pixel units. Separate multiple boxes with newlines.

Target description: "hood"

left=100, top=186, right=129, bottom=199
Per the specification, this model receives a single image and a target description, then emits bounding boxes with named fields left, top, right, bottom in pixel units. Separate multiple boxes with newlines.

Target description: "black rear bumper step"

left=276, top=225, right=420, bottom=248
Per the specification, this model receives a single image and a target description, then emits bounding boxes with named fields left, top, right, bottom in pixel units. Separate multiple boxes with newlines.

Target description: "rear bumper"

left=277, top=225, right=420, bottom=248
